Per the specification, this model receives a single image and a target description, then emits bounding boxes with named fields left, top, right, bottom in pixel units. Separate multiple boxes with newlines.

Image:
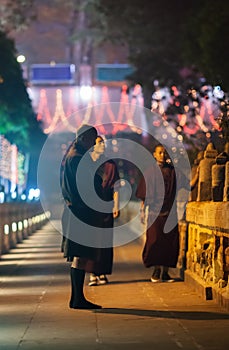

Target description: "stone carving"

left=190, top=151, right=203, bottom=201
left=224, top=162, right=229, bottom=201
left=224, top=246, right=229, bottom=282
left=213, top=236, right=224, bottom=283
left=223, top=142, right=229, bottom=201
left=212, top=152, right=229, bottom=201
left=197, top=143, right=218, bottom=201
left=199, top=240, right=214, bottom=283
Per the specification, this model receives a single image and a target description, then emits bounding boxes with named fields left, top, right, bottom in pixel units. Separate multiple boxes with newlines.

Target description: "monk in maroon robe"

left=136, top=145, right=187, bottom=283
left=87, top=136, right=120, bottom=286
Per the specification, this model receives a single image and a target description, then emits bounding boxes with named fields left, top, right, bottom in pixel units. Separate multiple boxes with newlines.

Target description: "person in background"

left=88, top=136, right=120, bottom=286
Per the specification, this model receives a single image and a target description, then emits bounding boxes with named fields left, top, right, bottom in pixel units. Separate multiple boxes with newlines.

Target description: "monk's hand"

left=113, top=208, right=120, bottom=218
left=140, top=207, right=145, bottom=224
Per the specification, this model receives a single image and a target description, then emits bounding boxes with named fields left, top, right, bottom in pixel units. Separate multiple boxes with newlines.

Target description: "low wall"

left=0, top=202, right=50, bottom=257
left=185, top=201, right=229, bottom=309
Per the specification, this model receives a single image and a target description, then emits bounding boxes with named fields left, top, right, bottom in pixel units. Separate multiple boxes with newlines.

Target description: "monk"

left=136, top=144, right=191, bottom=282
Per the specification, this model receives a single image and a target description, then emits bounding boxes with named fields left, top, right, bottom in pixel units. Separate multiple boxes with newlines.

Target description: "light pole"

left=16, top=54, right=28, bottom=80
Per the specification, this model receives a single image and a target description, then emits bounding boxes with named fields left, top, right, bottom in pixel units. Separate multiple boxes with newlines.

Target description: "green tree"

left=0, top=32, right=42, bottom=150
left=183, top=0, right=229, bottom=91
left=96, top=0, right=229, bottom=94
left=0, top=1, right=45, bottom=152
left=65, top=0, right=103, bottom=71
left=0, top=0, right=35, bottom=34
left=95, top=1, right=198, bottom=107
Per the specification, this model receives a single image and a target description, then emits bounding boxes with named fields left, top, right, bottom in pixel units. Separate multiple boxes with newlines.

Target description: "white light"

left=28, top=188, right=35, bottom=200
left=18, top=221, right=23, bottom=230
left=4, top=224, right=9, bottom=235
left=11, top=192, right=17, bottom=199
left=21, top=194, right=26, bottom=201
left=12, top=222, right=17, bottom=232
left=34, top=188, right=40, bottom=199
left=46, top=211, right=51, bottom=219
left=79, top=86, right=92, bottom=100
left=17, top=55, right=26, bottom=63
left=28, top=188, right=40, bottom=201
left=70, top=64, right=75, bottom=73
left=0, top=192, right=4, bottom=203
left=213, top=85, right=224, bottom=99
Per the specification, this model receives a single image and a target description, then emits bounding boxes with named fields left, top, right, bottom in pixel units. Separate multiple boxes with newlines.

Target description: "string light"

left=33, top=84, right=224, bottom=136
left=33, top=85, right=146, bottom=134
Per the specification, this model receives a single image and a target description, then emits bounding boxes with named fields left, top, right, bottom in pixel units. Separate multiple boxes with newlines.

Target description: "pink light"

left=11, top=145, right=18, bottom=189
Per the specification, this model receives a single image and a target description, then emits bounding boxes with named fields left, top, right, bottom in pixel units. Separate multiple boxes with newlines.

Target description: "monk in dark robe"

left=136, top=144, right=189, bottom=283
left=61, top=124, right=103, bottom=309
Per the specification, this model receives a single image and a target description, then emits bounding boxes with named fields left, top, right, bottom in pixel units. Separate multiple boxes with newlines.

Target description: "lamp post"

left=16, top=54, right=28, bottom=80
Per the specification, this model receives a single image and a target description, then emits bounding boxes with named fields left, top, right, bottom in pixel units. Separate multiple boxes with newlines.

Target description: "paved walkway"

left=0, top=220, right=229, bottom=350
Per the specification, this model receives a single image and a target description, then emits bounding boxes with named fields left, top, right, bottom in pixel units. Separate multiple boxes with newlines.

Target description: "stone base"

left=185, top=269, right=229, bottom=311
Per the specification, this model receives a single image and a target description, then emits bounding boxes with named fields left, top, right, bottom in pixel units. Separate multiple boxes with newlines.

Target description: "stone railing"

left=185, top=201, right=229, bottom=308
left=0, top=202, right=50, bottom=258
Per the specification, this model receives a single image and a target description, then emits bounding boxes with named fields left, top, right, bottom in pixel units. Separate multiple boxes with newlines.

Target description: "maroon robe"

left=136, top=163, right=180, bottom=268
left=78, top=159, right=119, bottom=274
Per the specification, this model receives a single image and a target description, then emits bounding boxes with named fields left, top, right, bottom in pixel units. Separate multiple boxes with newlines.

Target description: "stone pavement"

left=0, top=220, right=229, bottom=350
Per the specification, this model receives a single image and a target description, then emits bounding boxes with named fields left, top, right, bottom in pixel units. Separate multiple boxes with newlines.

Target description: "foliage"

left=0, top=0, right=36, bottom=33
left=97, top=1, right=193, bottom=87
left=52, top=0, right=108, bottom=65
left=96, top=0, right=229, bottom=92
left=218, top=100, right=229, bottom=142
left=0, top=31, right=44, bottom=151
left=183, top=0, right=229, bottom=91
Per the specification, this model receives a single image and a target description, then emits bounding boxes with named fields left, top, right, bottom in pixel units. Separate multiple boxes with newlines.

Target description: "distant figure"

left=79, top=56, right=92, bottom=86
left=88, top=136, right=120, bottom=286
left=61, top=124, right=103, bottom=309
left=136, top=144, right=191, bottom=283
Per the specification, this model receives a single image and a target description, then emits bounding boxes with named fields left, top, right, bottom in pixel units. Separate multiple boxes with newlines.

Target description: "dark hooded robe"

left=61, top=148, right=104, bottom=267
left=61, top=144, right=120, bottom=274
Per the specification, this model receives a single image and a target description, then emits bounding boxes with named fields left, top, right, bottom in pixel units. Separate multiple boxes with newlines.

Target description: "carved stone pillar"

left=197, top=143, right=218, bottom=201
left=212, top=152, right=229, bottom=201
left=190, top=151, right=204, bottom=201
left=224, top=161, right=229, bottom=201
left=225, top=246, right=229, bottom=285
left=223, top=143, right=229, bottom=201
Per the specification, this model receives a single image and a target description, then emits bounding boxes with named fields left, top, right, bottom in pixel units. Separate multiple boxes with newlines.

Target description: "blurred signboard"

left=30, top=63, right=75, bottom=85
left=95, top=64, right=134, bottom=84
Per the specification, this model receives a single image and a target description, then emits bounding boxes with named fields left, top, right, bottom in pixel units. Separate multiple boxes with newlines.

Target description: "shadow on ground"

left=95, top=308, right=229, bottom=320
